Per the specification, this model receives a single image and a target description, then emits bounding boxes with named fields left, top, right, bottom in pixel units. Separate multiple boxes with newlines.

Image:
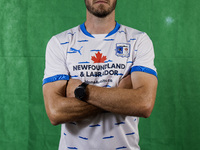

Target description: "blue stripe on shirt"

left=42, top=74, right=70, bottom=85
left=130, top=66, right=157, bottom=78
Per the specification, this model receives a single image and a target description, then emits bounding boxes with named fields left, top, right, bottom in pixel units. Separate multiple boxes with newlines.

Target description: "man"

left=43, top=0, right=158, bottom=149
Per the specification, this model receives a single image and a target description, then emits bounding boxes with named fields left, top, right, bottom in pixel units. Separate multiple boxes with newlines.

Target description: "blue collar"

left=80, top=22, right=121, bottom=38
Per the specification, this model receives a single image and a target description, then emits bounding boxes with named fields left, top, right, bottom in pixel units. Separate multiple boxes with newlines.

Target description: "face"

left=84, top=0, right=117, bottom=18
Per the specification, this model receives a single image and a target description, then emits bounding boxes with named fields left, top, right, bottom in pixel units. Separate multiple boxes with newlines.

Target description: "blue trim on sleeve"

left=80, top=22, right=121, bottom=38
left=42, top=74, right=70, bottom=85
left=80, top=23, right=95, bottom=38
left=105, top=22, right=120, bottom=38
left=130, top=66, right=157, bottom=78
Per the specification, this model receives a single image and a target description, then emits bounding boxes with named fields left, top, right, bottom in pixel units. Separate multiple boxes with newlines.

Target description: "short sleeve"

left=43, top=36, right=70, bottom=85
left=131, top=33, right=157, bottom=78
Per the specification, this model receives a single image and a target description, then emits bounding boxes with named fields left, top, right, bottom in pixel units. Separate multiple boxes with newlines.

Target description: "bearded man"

left=43, top=0, right=158, bottom=149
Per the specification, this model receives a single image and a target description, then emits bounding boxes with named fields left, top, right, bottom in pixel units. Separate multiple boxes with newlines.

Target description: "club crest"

left=116, top=43, right=130, bottom=58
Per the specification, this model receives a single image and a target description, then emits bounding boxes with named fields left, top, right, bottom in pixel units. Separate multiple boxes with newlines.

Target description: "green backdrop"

left=1, top=0, right=200, bottom=149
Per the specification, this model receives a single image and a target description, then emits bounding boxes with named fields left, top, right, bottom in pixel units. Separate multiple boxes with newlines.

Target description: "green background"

left=0, top=0, right=200, bottom=149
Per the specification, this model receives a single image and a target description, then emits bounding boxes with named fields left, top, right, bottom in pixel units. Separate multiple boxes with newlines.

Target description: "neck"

left=85, top=10, right=116, bottom=34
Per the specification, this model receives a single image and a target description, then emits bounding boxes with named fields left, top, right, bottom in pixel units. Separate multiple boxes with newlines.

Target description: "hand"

left=118, top=74, right=133, bottom=89
left=66, top=79, right=82, bottom=97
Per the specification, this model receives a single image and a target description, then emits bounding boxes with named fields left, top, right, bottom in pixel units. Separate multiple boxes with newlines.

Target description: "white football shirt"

left=43, top=22, right=157, bottom=150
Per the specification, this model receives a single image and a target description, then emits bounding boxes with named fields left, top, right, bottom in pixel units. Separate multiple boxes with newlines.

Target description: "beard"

left=85, top=0, right=117, bottom=18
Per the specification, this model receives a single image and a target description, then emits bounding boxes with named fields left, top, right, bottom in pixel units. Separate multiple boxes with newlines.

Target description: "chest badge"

left=116, top=43, right=130, bottom=58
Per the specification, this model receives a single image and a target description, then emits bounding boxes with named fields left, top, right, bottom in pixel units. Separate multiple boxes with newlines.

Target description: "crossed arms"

left=43, top=71, right=158, bottom=125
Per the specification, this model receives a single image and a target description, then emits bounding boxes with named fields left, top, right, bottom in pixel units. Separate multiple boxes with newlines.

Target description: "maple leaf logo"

left=91, top=52, right=107, bottom=63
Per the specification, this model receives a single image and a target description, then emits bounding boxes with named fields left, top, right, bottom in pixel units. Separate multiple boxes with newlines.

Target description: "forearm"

left=86, top=85, right=155, bottom=117
left=45, top=95, right=102, bottom=125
